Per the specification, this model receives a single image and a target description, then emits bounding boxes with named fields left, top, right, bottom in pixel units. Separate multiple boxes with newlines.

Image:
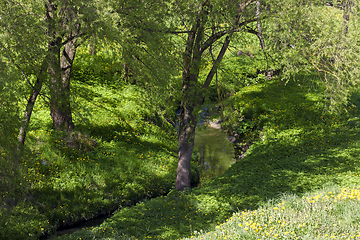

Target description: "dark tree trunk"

left=54, top=35, right=78, bottom=131
left=175, top=1, right=208, bottom=190
left=176, top=66, right=200, bottom=190
left=175, top=22, right=202, bottom=191
left=48, top=36, right=76, bottom=132
left=175, top=2, right=232, bottom=191
left=176, top=102, right=197, bottom=191
left=46, top=1, right=79, bottom=132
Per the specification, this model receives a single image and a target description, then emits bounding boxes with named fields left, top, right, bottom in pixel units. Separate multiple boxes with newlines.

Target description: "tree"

left=173, top=0, right=360, bottom=191
left=0, top=0, right=119, bottom=150
left=45, top=0, right=81, bottom=132
left=0, top=0, right=49, bottom=151
left=173, top=0, right=269, bottom=191
left=267, top=0, right=360, bottom=110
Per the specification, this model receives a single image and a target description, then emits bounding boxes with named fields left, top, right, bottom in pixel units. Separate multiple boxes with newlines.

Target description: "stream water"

left=45, top=214, right=112, bottom=239
left=47, top=123, right=235, bottom=238
left=194, top=125, right=236, bottom=184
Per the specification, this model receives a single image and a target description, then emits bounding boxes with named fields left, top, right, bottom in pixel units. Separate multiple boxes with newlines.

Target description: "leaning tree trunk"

left=175, top=33, right=232, bottom=192
left=17, top=58, right=47, bottom=151
left=175, top=15, right=203, bottom=191
left=174, top=0, right=234, bottom=191
left=176, top=75, right=199, bottom=191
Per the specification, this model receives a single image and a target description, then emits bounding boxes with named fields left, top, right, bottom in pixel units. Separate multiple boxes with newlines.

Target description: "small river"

left=45, top=214, right=111, bottom=239
left=47, top=121, right=236, bottom=238
left=194, top=124, right=236, bottom=184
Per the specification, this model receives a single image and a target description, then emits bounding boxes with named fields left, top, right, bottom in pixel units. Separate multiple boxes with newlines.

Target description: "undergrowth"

left=4, top=42, right=360, bottom=239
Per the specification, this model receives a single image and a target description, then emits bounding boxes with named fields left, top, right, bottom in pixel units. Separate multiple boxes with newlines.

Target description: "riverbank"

left=0, top=83, right=179, bottom=240
left=47, top=107, right=235, bottom=238
left=58, top=78, right=360, bottom=239
left=203, top=107, right=253, bottom=160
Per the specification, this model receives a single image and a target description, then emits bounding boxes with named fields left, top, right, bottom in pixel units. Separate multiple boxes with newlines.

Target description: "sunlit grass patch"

left=186, top=184, right=360, bottom=239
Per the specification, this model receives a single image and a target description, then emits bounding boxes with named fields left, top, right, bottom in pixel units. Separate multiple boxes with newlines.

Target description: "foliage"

left=222, top=74, right=328, bottom=144
left=265, top=1, right=360, bottom=111
left=200, top=33, right=269, bottom=102
left=71, top=41, right=123, bottom=88
left=3, top=1, right=360, bottom=239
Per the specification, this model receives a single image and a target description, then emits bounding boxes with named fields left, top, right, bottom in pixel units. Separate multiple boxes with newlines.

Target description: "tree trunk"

left=175, top=9, right=205, bottom=191
left=48, top=37, right=75, bottom=132
left=176, top=75, right=199, bottom=191
left=46, top=1, right=78, bottom=132
left=175, top=2, right=232, bottom=191
left=17, top=59, right=47, bottom=151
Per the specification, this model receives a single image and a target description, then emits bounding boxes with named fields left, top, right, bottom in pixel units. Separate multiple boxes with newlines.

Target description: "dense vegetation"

left=2, top=0, right=360, bottom=239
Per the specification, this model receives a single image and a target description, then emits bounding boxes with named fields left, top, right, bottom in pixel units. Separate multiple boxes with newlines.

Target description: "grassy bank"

left=185, top=184, right=360, bottom=239
left=59, top=75, right=360, bottom=239
left=0, top=65, right=180, bottom=239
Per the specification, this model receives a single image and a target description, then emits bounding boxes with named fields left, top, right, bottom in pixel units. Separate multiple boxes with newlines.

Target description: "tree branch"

left=201, top=35, right=231, bottom=91
left=61, top=32, right=85, bottom=46
left=0, top=42, right=34, bottom=88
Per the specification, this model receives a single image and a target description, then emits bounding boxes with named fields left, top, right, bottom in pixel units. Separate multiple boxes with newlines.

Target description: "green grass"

left=185, top=184, right=360, bottom=239
left=57, top=74, right=360, bottom=240
left=0, top=52, right=180, bottom=239
left=3, top=41, right=360, bottom=240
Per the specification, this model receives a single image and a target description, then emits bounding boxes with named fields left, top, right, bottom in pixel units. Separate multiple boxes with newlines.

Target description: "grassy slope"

left=60, top=75, right=360, bottom=240
left=0, top=69, right=179, bottom=239
left=184, top=78, right=360, bottom=239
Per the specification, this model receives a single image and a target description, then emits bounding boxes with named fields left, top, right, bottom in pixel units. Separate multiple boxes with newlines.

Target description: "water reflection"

left=194, top=125, right=235, bottom=184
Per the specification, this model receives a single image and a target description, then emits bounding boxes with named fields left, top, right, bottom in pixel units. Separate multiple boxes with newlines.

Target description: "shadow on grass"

left=71, top=79, right=360, bottom=239
left=26, top=121, right=177, bottom=239
left=31, top=131, right=178, bottom=238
